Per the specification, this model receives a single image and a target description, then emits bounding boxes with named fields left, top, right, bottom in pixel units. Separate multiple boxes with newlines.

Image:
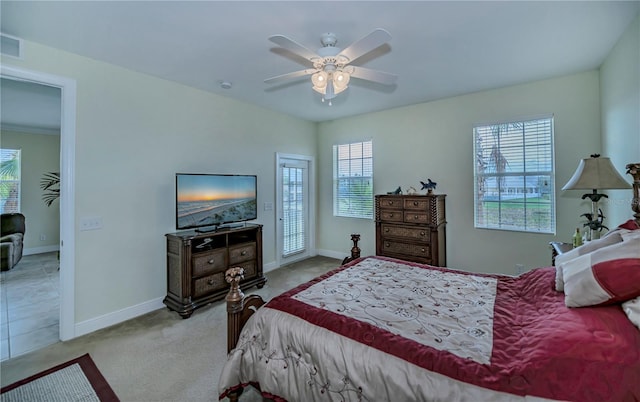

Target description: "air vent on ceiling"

left=1, top=33, right=22, bottom=58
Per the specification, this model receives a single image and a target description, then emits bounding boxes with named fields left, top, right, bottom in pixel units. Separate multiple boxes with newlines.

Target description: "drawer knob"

left=241, top=250, right=247, bottom=256
left=207, top=259, right=215, bottom=264
left=420, top=231, right=426, bottom=236
left=389, top=213, right=394, bottom=218
left=421, top=248, right=426, bottom=253
left=414, top=215, right=419, bottom=219
left=413, top=201, right=418, bottom=206
left=385, top=228, right=389, bottom=233
left=385, top=242, right=390, bottom=247
left=388, top=201, right=393, bottom=205
left=207, top=279, right=215, bottom=285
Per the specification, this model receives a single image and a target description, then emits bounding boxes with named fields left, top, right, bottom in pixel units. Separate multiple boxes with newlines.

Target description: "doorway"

left=1, top=65, right=77, bottom=343
left=276, top=153, right=315, bottom=267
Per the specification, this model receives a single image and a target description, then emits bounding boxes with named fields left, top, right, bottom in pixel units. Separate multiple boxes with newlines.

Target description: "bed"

left=218, top=163, right=640, bottom=402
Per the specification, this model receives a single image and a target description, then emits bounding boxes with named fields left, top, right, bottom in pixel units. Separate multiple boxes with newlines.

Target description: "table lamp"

left=562, top=154, right=631, bottom=240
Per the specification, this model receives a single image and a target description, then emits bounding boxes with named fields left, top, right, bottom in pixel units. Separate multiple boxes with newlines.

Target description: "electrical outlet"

left=39, top=233, right=46, bottom=241
left=80, top=216, right=103, bottom=231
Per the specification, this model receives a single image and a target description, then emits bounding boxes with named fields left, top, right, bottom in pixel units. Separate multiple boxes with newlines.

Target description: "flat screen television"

left=176, top=173, right=257, bottom=231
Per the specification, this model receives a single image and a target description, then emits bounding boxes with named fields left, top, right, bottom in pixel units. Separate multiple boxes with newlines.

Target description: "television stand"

left=164, top=223, right=266, bottom=318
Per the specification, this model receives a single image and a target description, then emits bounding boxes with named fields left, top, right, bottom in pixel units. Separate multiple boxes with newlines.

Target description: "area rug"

left=0, top=353, right=119, bottom=402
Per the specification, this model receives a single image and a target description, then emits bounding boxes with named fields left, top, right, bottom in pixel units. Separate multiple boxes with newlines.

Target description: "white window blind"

left=333, top=140, right=373, bottom=219
left=473, top=117, right=555, bottom=234
left=0, top=148, right=21, bottom=213
left=282, top=163, right=306, bottom=257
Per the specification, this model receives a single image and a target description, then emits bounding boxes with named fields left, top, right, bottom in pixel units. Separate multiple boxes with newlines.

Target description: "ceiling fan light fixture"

left=333, top=71, right=350, bottom=91
left=311, top=71, right=327, bottom=90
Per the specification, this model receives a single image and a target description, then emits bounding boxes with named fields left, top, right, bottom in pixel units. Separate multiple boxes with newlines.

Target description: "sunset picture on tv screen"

left=176, top=174, right=257, bottom=230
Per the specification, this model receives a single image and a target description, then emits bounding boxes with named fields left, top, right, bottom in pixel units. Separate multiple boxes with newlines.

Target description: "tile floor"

left=0, top=252, right=60, bottom=361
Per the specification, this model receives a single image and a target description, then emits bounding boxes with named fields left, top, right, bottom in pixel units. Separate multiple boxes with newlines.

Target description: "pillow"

left=621, top=229, right=640, bottom=241
left=617, top=219, right=640, bottom=231
left=562, top=237, right=640, bottom=307
left=622, top=296, right=640, bottom=329
left=554, top=232, right=623, bottom=292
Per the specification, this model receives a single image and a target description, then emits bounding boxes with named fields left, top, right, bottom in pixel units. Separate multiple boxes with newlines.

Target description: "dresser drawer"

left=229, top=242, right=256, bottom=264
left=236, top=260, right=257, bottom=279
left=403, top=197, right=430, bottom=211
left=377, top=196, right=403, bottom=210
left=380, top=224, right=430, bottom=241
left=379, top=209, right=403, bottom=222
left=381, top=240, right=431, bottom=259
left=192, top=249, right=227, bottom=277
left=404, top=211, right=431, bottom=224
left=192, top=272, right=225, bottom=298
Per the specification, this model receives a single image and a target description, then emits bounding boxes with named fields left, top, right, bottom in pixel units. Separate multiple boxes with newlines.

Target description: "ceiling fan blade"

left=269, top=35, right=319, bottom=61
left=349, top=66, right=398, bottom=85
left=339, top=28, right=392, bottom=64
left=264, top=69, right=317, bottom=85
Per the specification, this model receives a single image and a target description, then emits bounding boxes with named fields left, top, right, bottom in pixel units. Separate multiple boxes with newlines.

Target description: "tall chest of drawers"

left=164, top=224, right=266, bottom=318
left=375, top=194, right=447, bottom=266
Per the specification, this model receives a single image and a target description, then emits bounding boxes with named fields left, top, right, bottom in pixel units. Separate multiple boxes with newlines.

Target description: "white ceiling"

left=1, top=1, right=639, bottom=129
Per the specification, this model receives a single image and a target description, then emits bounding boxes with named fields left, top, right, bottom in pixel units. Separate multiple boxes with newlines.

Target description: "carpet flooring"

left=1, top=353, right=118, bottom=402
left=0, top=256, right=341, bottom=402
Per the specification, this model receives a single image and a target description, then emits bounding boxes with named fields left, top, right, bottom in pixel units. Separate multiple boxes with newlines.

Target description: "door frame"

left=275, top=153, right=315, bottom=267
left=1, top=65, right=77, bottom=341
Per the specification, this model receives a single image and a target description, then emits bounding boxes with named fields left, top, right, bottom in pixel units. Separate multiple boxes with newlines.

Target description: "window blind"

left=0, top=148, right=21, bottom=213
left=333, top=140, right=373, bottom=219
left=473, top=117, right=555, bottom=234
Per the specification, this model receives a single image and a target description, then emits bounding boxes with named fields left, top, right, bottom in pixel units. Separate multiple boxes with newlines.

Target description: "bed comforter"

left=219, top=256, right=640, bottom=401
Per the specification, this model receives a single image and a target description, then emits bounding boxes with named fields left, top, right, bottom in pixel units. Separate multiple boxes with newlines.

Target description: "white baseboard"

left=24, top=245, right=59, bottom=255
left=73, top=250, right=345, bottom=338
left=316, top=249, right=347, bottom=260
left=74, top=297, right=165, bottom=338
left=263, top=260, right=278, bottom=273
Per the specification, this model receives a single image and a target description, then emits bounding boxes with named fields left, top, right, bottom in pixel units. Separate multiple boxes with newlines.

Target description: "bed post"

left=342, top=233, right=361, bottom=265
left=225, top=267, right=246, bottom=354
left=627, top=163, right=640, bottom=226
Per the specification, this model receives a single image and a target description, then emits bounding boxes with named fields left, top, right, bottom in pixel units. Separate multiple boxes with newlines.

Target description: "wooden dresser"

left=375, top=194, right=447, bottom=266
left=164, top=224, right=266, bottom=318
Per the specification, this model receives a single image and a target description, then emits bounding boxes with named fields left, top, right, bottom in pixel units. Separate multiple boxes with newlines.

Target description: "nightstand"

left=549, top=241, right=573, bottom=266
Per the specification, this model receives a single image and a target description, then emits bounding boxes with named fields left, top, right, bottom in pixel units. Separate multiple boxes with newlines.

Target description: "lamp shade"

left=562, top=156, right=631, bottom=190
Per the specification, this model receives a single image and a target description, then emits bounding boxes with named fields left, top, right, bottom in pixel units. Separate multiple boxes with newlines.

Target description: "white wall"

left=2, top=40, right=317, bottom=324
left=318, top=71, right=602, bottom=274
left=601, top=13, right=640, bottom=226
left=0, top=130, right=60, bottom=254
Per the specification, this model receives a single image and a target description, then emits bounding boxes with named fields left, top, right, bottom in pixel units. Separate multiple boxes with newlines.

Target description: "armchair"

left=1, top=213, right=26, bottom=271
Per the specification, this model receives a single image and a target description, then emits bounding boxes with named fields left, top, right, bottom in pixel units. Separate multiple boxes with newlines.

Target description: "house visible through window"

left=333, top=140, right=373, bottom=219
left=473, top=117, right=555, bottom=234
left=1, top=148, right=21, bottom=213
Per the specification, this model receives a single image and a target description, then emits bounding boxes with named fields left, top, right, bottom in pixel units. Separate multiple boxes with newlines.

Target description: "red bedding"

left=263, top=256, right=640, bottom=401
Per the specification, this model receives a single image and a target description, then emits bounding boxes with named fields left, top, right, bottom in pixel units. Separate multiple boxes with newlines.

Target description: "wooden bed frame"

left=222, top=163, right=640, bottom=402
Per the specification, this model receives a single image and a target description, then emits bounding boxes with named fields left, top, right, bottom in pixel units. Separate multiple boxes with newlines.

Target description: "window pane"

left=473, top=118, right=555, bottom=234
left=0, top=149, right=21, bottom=213
left=333, top=140, right=373, bottom=219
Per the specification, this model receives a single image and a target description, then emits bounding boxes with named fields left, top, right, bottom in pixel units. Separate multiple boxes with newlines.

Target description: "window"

left=473, top=117, right=555, bottom=233
left=333, top=140, right=373, bottom=219
left=1, top=148, right=21, bottom=213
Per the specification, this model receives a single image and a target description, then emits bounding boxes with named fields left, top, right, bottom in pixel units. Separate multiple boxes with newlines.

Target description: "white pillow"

left=554, top=232, right=623, bottom=292
left=622, top=297, right=640, bottom=329
left=562, top=237, right=640, bottom=307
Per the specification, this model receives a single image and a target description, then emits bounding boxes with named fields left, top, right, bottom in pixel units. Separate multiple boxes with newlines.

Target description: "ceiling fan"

left=264, top=28, right=398, bottom=105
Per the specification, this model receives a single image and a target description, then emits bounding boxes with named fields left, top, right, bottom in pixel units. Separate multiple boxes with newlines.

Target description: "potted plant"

left=40, top=172, right=60, bottom=206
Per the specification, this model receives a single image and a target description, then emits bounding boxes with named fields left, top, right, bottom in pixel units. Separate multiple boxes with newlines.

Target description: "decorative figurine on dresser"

left=375, top=193, right=446, bottom=266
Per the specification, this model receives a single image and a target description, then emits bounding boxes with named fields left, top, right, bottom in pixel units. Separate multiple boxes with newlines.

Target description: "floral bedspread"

left=219, top=256, right=640, bottom=402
